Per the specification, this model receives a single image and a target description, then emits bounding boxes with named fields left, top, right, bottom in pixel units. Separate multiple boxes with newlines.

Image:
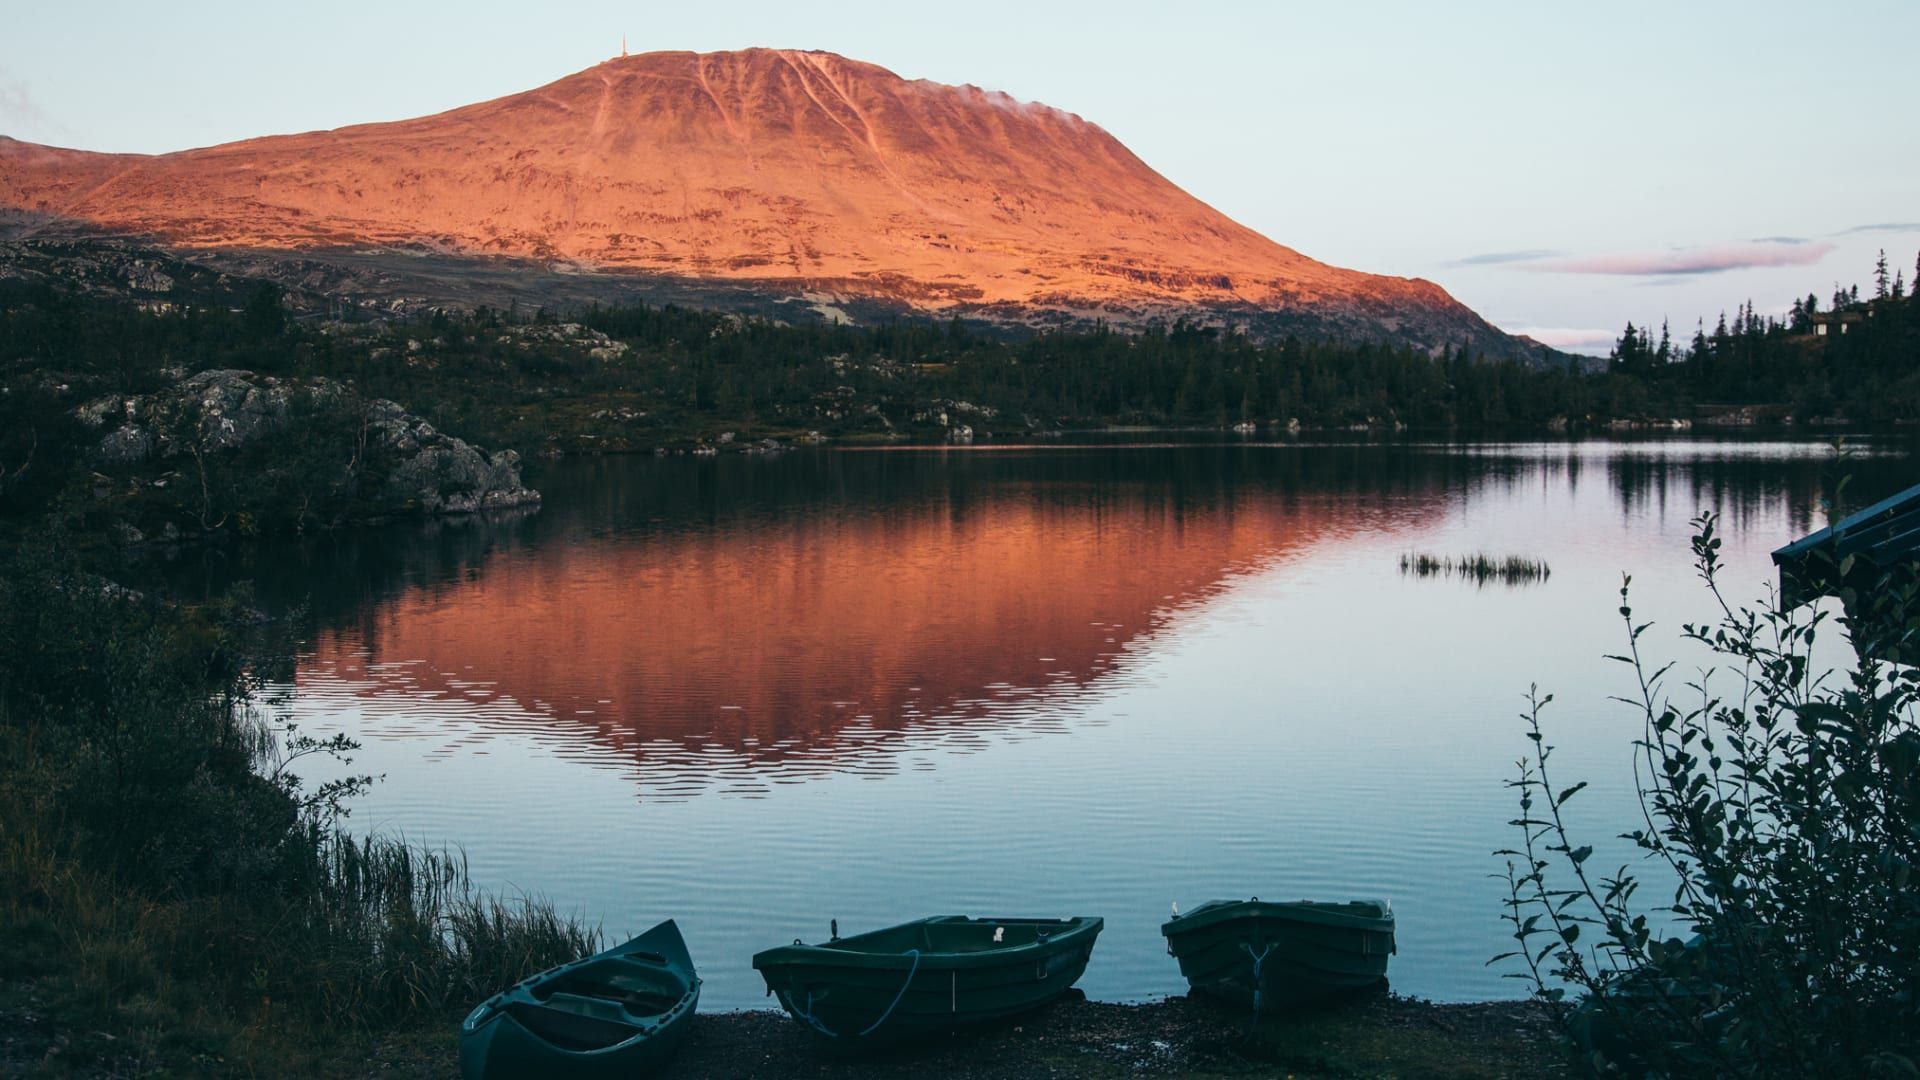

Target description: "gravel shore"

left=651, top=992, right=1567, bottom=1078
left=2, top=975, right=1566, bottom=1077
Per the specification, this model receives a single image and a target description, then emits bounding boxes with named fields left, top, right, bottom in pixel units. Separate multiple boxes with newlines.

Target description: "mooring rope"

left=783, top=948, right=923, bottom=1039
left=1241, top=942, right=1276, bottom=1037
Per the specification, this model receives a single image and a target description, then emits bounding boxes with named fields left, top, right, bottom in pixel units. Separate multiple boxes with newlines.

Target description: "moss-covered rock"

left=74, top=369, right=538, bottom=529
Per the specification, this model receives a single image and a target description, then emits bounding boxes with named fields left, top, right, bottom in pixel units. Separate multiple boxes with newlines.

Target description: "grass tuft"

left=1400, top=551, right=1551, bottom=586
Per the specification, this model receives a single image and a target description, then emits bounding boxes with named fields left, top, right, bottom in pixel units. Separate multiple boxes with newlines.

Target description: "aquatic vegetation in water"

left=1399, top=551, right=1551, bottom=586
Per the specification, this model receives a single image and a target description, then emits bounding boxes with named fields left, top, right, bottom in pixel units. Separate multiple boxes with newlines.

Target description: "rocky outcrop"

left=76, top=369, right=538, bottom=517
left=359, top=397, right=538, bottom=514
left=81, top=369, right=350, bottom=460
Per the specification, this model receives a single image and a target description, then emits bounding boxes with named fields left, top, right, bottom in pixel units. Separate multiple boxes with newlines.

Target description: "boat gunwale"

left=1161, top=899, right=1394, bottom=940
left=472, top=983, right=702, bottom=1060
left=753, top=915, right=1104, bottom=973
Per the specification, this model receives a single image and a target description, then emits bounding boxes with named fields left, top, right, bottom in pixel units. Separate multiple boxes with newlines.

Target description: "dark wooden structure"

left=1773, top=481, right=1920, bottom=661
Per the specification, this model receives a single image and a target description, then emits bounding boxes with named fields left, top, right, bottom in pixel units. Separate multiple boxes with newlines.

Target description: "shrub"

left=1497, top=511, right=1920, bottom=1075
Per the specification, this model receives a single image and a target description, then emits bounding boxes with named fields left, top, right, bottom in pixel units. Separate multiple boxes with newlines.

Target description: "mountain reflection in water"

left=136, top=438, right=1913, bottom=1007
left=148, top=440, right=1872, bottom=799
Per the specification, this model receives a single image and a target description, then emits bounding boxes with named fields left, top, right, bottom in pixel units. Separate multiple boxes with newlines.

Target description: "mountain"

left=0, top=48, right=1545, bottom=358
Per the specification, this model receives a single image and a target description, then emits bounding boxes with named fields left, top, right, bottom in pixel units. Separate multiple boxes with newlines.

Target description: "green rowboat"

left=1161, top=899, right=1394, bottom=1012
left=458, top=919, right=700, bottom=1079
left=753, top=915, right=1103, bottom=1042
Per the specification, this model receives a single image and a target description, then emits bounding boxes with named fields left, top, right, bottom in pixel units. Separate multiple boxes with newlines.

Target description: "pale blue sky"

left=5, top=1, right=1916, bottom=351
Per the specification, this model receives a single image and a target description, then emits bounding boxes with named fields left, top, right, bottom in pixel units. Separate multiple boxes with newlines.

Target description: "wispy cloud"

left=1503, top=326, right=1618, bottom=353
left=1445, top=248, right=1562, bottom=267
left=1839, top=222, right=1920, bottom=235
left=1529, top=240, right=1835, bottom=276
left=0, top=69, right=62, bottom=138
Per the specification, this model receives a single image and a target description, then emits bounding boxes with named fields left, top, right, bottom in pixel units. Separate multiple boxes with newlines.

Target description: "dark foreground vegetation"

left=0, top=542, right=598, bottom=1074
left=1501, top=508, right=1920, bottom=1075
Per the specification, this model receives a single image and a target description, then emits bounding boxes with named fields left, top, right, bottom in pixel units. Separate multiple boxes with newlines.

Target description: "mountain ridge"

left=0, top=48, right=1548, bottom=359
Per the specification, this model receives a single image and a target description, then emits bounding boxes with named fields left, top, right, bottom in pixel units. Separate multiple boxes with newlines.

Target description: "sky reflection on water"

left=150, top=437, right=1910, bottom=1008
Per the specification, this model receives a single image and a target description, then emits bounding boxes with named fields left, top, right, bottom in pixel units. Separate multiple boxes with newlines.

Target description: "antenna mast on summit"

left=621, top=34, right=628, bottom=58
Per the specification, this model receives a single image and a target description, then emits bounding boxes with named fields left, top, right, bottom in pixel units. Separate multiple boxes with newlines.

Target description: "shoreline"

left=349, top=994, right=1562, bottom=1078
left=569, top=419, right=1895, bottom=457
left=4, top=976, right=1565, bottom=1077
left=656, top=995, right=1565, bottom=1078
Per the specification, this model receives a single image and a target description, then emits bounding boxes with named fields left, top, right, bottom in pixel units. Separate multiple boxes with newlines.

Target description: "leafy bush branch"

left=1498, top=511, right=1920, bottom=1075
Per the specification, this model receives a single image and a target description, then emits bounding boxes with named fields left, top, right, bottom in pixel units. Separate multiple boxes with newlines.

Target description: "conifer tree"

left=1876, top=249, right=1891, bottom=299
left=1611, top=321, right=1639, bottom=372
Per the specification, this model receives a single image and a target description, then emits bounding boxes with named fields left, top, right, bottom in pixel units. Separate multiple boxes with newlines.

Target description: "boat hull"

left=754, top=915, right=1102, bottom=1042
left=459, top=919, right=700, bottom=1079
left=1162, top=899, right=1394, bottom=1010
left=458, top=1003, right=695, bottom=1080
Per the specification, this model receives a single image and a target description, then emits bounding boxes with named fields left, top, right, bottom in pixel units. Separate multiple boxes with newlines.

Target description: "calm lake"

left=151, top=437, right=1911, bottom=1010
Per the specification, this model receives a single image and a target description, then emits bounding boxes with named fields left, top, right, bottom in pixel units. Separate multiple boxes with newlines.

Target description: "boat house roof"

left=1774, top=481, right=1920, bottom=662
left=1774, top=481, right=1920, bottom=577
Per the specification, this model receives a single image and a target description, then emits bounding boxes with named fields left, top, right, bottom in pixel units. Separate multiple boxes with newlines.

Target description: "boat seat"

left=502, top=999, right=643, bottom=1051
left=546, top=991, right=640, bottom=1022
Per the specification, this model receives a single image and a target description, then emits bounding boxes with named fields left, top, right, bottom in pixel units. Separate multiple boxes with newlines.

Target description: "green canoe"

left=753, top=915, right=1103, bottom=1042
left=458, top=919, right=700, bottom=1079
left=1161, top=898, right=1394, bottom=1012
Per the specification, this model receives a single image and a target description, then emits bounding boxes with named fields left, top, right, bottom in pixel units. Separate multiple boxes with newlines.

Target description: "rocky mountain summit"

left=1, top=49, right=1550, bottom=361
left=77, top=369, right=537, bottom=533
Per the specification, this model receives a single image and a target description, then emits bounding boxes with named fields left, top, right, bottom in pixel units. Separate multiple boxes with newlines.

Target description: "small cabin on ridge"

left=1809, top=311, right=1866, bottom=336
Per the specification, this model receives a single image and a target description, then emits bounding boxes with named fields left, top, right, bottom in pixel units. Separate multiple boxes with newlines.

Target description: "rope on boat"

left=786, top=948, right=922, bottom=1040
left=1241, top=942, right=1276, bottom=1038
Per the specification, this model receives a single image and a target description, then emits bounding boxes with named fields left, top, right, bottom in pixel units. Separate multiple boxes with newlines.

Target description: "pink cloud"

left=1530, top=241, right=1835, bottom=276
left=1504, top=327, right=1619, bottom=353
